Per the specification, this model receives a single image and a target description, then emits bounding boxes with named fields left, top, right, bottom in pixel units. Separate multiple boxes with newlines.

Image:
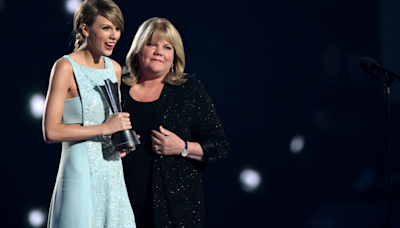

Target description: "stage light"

left=290, top=134, right=305, bottom=154
left=28, top=209, right=46, bottom=227
left=239, top=168, right=261, bottom=192
left=0, top=0, right=6, bottom=13
left=65, top=0, right=82, bottom=14
left=30, top=94, right=45, bottom=119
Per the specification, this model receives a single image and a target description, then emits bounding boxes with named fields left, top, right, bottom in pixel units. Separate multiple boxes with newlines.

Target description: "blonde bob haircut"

left=124, top=17, right=187, bottom=86
left=73, top=0, right=124, bottom=51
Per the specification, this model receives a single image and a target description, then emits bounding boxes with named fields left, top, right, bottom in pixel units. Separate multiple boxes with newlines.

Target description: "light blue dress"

left=47, top=55, right=136, bottom=228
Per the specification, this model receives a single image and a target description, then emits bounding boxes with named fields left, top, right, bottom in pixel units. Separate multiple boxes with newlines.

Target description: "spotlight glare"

left=28, top=209, right=46, bottom=227
left=239, top=168, right=261, bottom=192
left=65, top=0, right=82, bottom=14
left=30, top=94, right=45, bottom=119
left=290, top=134, right=305, bottom=154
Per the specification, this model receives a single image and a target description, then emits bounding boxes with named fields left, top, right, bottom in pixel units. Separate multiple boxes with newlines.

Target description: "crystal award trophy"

left=97, top=79, right=140, bottom=152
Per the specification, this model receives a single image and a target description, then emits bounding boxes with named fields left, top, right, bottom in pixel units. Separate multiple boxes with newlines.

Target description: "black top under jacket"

left=121, top=76, right=229, bottom=228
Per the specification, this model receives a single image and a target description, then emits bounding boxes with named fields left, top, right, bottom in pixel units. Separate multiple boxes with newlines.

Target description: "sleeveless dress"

left=47, top=55, right=136, bottom=228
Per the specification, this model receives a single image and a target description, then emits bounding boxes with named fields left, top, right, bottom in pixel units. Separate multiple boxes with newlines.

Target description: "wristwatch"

left=181, top=141, right=188, bottom=157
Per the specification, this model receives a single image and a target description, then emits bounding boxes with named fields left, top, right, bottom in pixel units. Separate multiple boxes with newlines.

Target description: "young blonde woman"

left=43, top=0, right=136, bottom=227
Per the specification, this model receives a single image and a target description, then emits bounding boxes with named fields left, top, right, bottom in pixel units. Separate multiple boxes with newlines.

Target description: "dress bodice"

left=62, top=55, right=118, bottom=127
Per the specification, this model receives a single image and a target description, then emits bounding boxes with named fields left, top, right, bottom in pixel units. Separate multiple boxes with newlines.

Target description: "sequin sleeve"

left=190, top=78, right=229, bottom=165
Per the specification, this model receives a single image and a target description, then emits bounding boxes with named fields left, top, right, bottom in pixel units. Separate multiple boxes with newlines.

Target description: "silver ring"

left=155, top=145, right=159, bottom=151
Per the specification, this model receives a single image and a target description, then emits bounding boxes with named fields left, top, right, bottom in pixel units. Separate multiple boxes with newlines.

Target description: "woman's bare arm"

left=42, top=58, right=131, bottom=144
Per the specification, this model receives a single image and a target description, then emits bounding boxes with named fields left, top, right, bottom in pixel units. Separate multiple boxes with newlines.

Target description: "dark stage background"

left=1, top=0, right=400, bottom=227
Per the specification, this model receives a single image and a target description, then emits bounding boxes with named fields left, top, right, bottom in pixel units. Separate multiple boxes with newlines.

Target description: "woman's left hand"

left=151, top=125, right=185, bottom=156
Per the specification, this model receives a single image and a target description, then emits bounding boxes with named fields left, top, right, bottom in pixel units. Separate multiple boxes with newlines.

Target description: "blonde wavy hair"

left=73, top=0, right=124, bottom=51
left=123, top=17, right=186, bottom=86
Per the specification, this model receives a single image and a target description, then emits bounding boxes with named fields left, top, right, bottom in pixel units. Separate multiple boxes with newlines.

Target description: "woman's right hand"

left=103, top=112, right=132, bottom=135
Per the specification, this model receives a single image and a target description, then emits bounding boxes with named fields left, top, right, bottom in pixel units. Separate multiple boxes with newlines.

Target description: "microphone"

left=359, top=57, right=399, bottom=82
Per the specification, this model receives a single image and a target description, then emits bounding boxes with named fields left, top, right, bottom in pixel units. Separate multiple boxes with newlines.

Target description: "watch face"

left=181, top=149, right=189, bottom=157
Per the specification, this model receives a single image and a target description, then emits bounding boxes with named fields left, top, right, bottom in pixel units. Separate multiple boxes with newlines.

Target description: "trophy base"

left=111, top=129, right=141, bottom=152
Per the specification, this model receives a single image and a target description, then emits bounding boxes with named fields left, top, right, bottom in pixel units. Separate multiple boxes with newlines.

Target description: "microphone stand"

left=383, top=73, right=393, bottom=228
left=359, top=57, right=400, bottom=228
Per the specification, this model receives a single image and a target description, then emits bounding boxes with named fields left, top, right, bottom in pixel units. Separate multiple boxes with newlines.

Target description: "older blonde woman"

left=43, top=0, right=136, bottom=227
left=121, top=17, right=229, bottom=228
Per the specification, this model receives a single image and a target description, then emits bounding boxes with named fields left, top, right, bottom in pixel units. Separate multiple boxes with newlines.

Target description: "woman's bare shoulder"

left=50, top=57, right=74, bottom=82
left=54, top=57, right=72, bottom=69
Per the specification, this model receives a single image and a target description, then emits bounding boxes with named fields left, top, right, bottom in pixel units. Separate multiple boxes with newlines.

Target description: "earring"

left=170, top=63, right=174, bottom=72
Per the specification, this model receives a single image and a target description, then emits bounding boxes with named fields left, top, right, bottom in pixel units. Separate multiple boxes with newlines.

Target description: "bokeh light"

left=30, top=94, right=45, bottom=119
left=28, top=209, right=46, bottom=227
left=290, top=134, right=305, bottom=154
left=65, top=0, right=82, bottom=14
left=239, top=168, right=261, bottom=192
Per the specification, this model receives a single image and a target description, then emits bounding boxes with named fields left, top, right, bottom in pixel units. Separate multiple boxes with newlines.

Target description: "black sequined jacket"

left=122, top=76, right=229, bottom=228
